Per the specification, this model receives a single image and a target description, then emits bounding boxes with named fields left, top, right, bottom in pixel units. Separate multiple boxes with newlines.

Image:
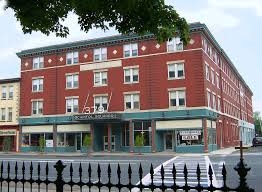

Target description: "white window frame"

left=124, top=93, right=140, bottom=110
left=167, top=37, right=183, bottom=52
left=124, top=68, right=139, bottom=83
left=32, top=100, right=43, bottom=115
left=33, top=57, right=44, bottom=69
left=168, top=63, right=185, bottom=79
left=94, top=48, right=107, bottom=61
left=124, top=43, right=138, bottom=57
left=211, top=68, right=215, bottom=84
left=205, top=64, right=210, bottom=81
left=217, top=97, right=221, bottom=112
left=8, top=107, right=12, bottom=121
left=169, top=90, right=186, bottom=108
left=212, top=94, right=216, bottom=110
left=216, top=74, right=220, bottom=89
left=207, top=91, right=211, bottom=108
left=32, top=78, right=43, bottom=92
left=66, top=98, right=78, bottom=113
left=1, top=86, right=6, bottom=100
left=66, top=51, right=79, bottom=64
left=94, top=71, right=108, bottom=86
left=94, top=95, right=108, bottom=112
left=66, top=74, right=79, bottom=89
left=0, top=108, right=6, bottom=121
left=8, top=85, right=14, bottom=100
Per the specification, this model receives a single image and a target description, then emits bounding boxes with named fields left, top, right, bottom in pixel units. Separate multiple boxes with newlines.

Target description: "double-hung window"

left=66, top=98, right=78, bottom=113
left=124, top=93, right=140, bottom=110
left=168, top=63, right=185, bottom=79
left=66, top=74, right=79, bottom=89
left=124, top=68, right=139, bottom=83
left=94, top=48, right=107, bottom=61
left=124, top=43, right=138, bottom=57
left=167, top=37, right=183, bottom=52
left=94, top=71, right=107, bottom=86
left=66, top=51, right=79, bottom=64
left=217, top=97, right=221, bottom=112
left=0, top=108, right=6, bottom=121
left=169, top=90, right=186, bottom=107
left=1, top=86, right=6, bottom=99
left=216, top=74, right=220, bottom=88
left=33, top=57, right=44, bottom=69
left=212, top=94, right=216, bottom=110
left=32, top=100, right=43, bottom=115
left=94, top=96, right=108, bottom=112
left=8, top=85, right=14, bottom=99
left=8, top=107, right=12, bottom=121
left=207, top=91, right=211, bottom=108
left=211, top=69, right=215, bottom=84
left=205, top=64, right=210, bottom=81
left=32, top=78, right=43, bottom=92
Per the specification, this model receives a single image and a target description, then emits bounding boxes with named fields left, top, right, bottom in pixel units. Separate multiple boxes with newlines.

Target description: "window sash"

left=32, top=79, right=43, bottom=92
left=32, top=101, right=43, bottom=115
left=169, top=90, right=186, bottom=107
left=33, top=57, right=44, bottom=69
left=94, top=71, right=107, bottom=86
left=94, top=48, right=107, bottom=61
left=66, top=98, right=78, bottom=113
left=168, top=63, right=184, bottom=79
left=125, top=94, right=139, bottom=110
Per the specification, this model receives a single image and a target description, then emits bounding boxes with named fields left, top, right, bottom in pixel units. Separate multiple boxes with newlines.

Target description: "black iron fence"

left=0, top=144, right=255, bottom=192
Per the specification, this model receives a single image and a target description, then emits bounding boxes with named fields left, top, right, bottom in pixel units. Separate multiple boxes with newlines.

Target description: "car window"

left=255, top=137, right=262, bottom=141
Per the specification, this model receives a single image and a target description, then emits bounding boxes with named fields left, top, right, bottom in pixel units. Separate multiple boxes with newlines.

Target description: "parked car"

left=252, top=137, right=262, bottom=147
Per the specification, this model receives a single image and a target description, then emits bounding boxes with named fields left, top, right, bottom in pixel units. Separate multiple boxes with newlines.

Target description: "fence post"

left=234, top=141, right=254, bottom=192
left=54, top=160, right=66, bottom=192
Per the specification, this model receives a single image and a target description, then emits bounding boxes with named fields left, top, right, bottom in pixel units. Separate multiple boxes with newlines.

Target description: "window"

left=205, top=64, right=210, bottom=81
left=207, top=91, right=211, bottom=108
left=94, top=71, right=107, bottom=86
left=66, top=98, right=78, bottom=113
left=66, top=74, right=79, bottom=89
left=1, top=86, right=6, bottom=99
left=169, top=90, right=186, bottom=107
left=167, top=37, right=183, bottom=52
left=124, top=93, right=140, bottom=110
left=22, top=134, right=30, bottom=147
left=177, top=129, right=203, bottom=146
left=33, top=57, right=44, bottom=69
left=124, top=68, right=139, bottom=83
left=94, top=48, right=107, bottom=61
left=217, top=97, right=221, bottom=112
left=212, top=94, right=216, bottom=110
left=124, top=43, right=138, bottom=57
left=32, top=100, right=43, bottom=115
left=32, top=78, right=43, bottom=92
left=121, top=122, right=130, bottom=146
left=168, top=63, right=184, bottom=79
left=211, top=69, right=215, bottom=84
left=8, top=107, right=12, bottom=121
left=8, top=85, right=14, bottom=99
left=134, top=121, right=151, bottom=146
left=216, top=74, right=220, bottom=88
left=94, top=96, right=108, bottom=111
left=66, top=51, right=78, bottom=64
left=0, top=108, right=6, bottom=121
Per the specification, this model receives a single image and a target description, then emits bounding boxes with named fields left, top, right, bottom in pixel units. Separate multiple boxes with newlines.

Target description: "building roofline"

left=0, top=77, right=20, bottom=84
left=16, top=22, right=252, bottom=94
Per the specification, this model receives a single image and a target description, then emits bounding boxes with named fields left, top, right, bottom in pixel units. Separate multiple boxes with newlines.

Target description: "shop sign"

left=179, top=130, right=201, bottom=135
left=0, top=130, right=16, bottom=136
left=74, top=113, right=122, bottom=121
left=46, top=140, right=53, bottom=147
left=182, top=135, right=199, bottom=140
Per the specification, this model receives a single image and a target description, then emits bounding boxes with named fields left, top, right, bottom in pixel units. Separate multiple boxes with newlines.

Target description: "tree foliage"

left=5, top=0, right=189, bottom=43
left=254, top=111, right=262, bottom=135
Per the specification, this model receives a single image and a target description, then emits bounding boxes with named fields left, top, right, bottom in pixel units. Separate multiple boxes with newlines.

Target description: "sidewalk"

left=0, top=147, right=239, bottom=157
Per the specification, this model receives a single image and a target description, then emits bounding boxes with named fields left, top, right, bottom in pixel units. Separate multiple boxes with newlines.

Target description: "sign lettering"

left=74, top=113, right=121, bottom=121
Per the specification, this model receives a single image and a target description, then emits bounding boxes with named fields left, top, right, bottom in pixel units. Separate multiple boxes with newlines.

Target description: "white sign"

left=46, top=140, right=53, bottom=147
left=182, top=135, right=199, bottom=140
left=180, top=130, right=201, bottom=135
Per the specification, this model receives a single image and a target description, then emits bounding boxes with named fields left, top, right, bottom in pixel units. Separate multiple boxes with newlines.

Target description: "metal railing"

left=0, top=141, right=255, bottom=192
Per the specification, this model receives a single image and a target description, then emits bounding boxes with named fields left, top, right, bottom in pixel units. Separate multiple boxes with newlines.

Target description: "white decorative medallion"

left=59, top=57, right=63, bottom=62
left=189, top=39, right=195, bottom=45
left=48, top=59, right=52, bottom=63
left=141, top=46, right=146, bottom=51
left=155, top=44, right=160, bottom=49
left=84, top=54, right=88, bottom=59
left=113, top=50, right=117, bottom=55
left=25, top=62, right=28, bottom=67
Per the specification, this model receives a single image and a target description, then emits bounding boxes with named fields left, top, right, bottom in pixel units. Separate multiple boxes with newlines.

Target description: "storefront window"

left=57, top=133, right=65, bottom=147
left=22, top=134, right=30, bottom=147
left=134, top=121, right=151, bottom=146
left=30, top=134, right=43, bottom=146
left=177, top=129, right=203, bottom=146
left=121, top=122, right=129, bottom=146
left=208, top=128, right=217, bottom=144
left=82, top=133, right=90, bottom=146
left=66, top=133, right=75, bottom=146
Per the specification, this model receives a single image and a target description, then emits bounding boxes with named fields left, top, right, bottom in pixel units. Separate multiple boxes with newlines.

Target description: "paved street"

left=0, top=147, right=262, bottom=191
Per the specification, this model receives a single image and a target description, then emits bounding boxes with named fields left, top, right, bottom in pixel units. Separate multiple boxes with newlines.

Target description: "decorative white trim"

left=123, top=65, right=139, bottom=69
left=166, top=60, right=185, bottom=64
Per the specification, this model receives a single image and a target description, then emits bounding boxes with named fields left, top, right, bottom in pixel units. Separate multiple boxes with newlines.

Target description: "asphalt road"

left=1, top=147, right=262, bottom=191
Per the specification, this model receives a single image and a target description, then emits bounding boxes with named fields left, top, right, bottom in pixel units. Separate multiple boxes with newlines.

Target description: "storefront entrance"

left=164, top=133, right=174, bottom=150
left=103, top=135, right=116, bottom=151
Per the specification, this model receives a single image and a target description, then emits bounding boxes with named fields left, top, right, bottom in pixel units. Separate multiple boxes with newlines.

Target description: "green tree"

left=5, top=0, right=189, bottom=43
left=135, top=133, right=144, bottom=154
left=83, top=134, right=92, bottom=156
left=2, top=137, right=12, bottom=152
left=254, top=111, right=262, bottom=136
left=39, top=136, right=45, bottom=152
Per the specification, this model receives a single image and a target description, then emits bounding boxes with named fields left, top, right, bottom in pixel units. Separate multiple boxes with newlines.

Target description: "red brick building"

left=17, top=23, right=254, bottom=153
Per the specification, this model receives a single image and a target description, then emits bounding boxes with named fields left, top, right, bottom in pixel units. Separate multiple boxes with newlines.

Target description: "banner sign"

left=182, top=135, right=199, bottom=140
left=74, top=113, right=122, bottom=121
left=179, top=130, right=201, bottom=135
left=0, top=130, right=16, bottom=136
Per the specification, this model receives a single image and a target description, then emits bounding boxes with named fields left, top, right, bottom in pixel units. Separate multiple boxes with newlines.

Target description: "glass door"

left=76, top=133, right=81, bottom=151
left=165, top=133, right=173, bottom=150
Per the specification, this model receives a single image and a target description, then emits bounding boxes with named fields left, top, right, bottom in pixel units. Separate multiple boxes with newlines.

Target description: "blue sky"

left=0, top=0, right=261, bottom=112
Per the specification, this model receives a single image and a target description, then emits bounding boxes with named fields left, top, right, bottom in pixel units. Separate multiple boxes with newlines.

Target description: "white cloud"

left=209, top=0, right=262, bottom=16
left=0, top=48, right=18, bottom=59
left=254, top=99, right=262, bottom=112
left=0, top=0, right=7, bottom=15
